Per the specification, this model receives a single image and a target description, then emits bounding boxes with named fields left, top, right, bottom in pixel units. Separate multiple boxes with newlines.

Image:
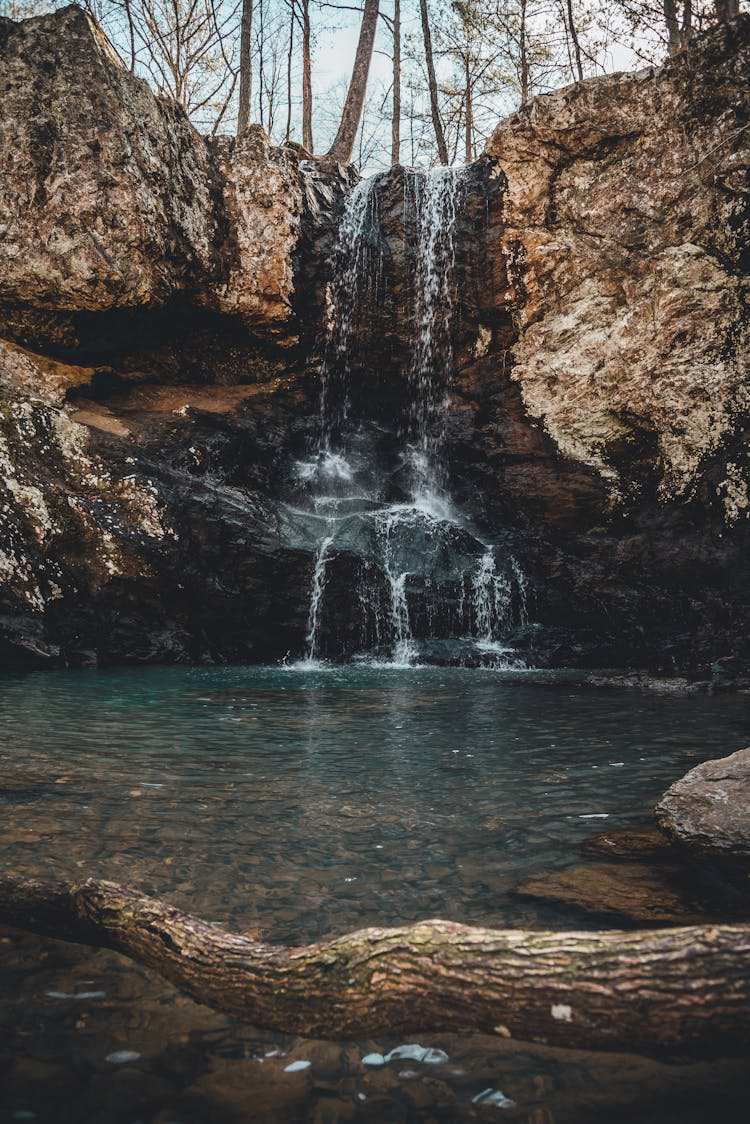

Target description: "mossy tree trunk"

left=1, top=876, right=749, bottom=1053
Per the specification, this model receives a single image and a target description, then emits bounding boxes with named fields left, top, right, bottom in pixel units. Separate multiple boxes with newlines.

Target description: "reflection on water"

left=1, top=666, right=749, bottom=1121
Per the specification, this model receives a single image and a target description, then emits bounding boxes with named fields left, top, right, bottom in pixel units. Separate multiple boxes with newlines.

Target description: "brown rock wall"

left=484, top=24, right=750, bottom=509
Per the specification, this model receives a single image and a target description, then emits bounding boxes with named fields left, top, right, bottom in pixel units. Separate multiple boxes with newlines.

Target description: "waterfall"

left=377, top=506, right=419, bottom=667
left=473, top=548, right=504, bottom=643
left=288, top=167, right=529, bottom=667
left=318, top=177, right=381, bottom=451
left=305, top=533, right=335, bottom=664
left=406, top=167, right=463, bottom=505
left=472, top=547, right=522, bottom=654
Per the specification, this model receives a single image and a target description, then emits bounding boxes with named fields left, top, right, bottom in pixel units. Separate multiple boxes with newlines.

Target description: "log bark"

left=1, top=876, right=750, bottom=1053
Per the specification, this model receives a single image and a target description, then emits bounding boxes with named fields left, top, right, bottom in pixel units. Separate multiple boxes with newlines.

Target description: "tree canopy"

left=1, top=0, right=745, bottom=167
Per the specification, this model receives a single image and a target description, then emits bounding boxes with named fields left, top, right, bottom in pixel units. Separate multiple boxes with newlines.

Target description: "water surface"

left=2, top=665, right=749, bottom=937
left=1, top=666, right=749, bottom=1122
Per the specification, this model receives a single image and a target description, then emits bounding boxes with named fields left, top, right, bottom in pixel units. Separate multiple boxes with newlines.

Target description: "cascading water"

left=305, top=533, right=335, bottom=662
left=319, top=177, right=381, bottom=451
left=405, top=167, right=462, bottom=505
left=285, top=167, right=529, bottom=667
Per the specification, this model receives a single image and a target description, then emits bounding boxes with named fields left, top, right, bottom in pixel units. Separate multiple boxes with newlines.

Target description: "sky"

left=3, top=0, right=671, bottom=172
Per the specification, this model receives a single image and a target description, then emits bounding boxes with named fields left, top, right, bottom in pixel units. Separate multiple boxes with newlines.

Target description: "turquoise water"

left=1, top=666, right=750, bottom=1123
left=1, top=665, right=749, bottom=938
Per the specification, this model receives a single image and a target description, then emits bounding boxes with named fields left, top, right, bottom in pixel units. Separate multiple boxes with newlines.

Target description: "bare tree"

left=79, top=0, right=241, bottom=130
left=285, top=0, right=295, bottom=140
left=237, top=0, right=254, bottom=133
left=302, top=0, right=314, bottom=151
left=326, top=0, right=381, bottom=163
left=518, top=0, right=529, bottom=101
left=392, top=0, right=401, bottom=164
left=565, top=0, right=585, bottom=79
left=419, top=0, right=449, bottom=163
left=663, top=0, right=693, bottom=52
left=254, top=0, right=288, bottom=133
left=434, top=0, right=520, bottom=165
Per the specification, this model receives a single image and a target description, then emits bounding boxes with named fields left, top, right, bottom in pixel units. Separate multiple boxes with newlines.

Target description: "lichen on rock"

left=0, top=343, right=178, bottom=642
left=0, top=5, right=218, bottom=314
left=208, top=128, right=305, bottom=340
left=0, top=5, right=320, bottom=344
left=485, top=26, right=750, bottom=506
left=657, top=747, right=750, bottom=858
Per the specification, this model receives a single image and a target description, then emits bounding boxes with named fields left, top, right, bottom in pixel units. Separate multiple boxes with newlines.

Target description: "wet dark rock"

left=657, top=747, right=750, bottom=858
left=584, top=674, right=710, bottom=694
left=0, top=341, right=316, bottom=668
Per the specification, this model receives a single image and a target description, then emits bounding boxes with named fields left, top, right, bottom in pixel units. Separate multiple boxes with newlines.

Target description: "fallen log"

left=1, top=875, right=749, bottom=1053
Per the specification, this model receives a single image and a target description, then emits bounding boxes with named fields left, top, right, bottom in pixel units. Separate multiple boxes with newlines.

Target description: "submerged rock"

left=513, top=861, right=709, bottom=925
left=581, top=825, right=675, bottom=860
left=657, top=747, right=750, bottom=858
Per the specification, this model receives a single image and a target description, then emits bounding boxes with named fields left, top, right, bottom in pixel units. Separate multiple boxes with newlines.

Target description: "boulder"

left=513, top=861, right=708, bottom=925
left=484, top=19, right=750, bottom=509
left=0, top=6, right=217, bottom=315
left=0, top=5, right=331, bottom=344
left=657, top=747, right=750, bottom=858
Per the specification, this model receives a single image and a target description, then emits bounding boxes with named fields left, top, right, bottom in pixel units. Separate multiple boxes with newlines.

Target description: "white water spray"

left=319, top=177, right=381, bottom=451
left=407, top=166, right=463, bottom=504
left=305, top=533, right=335, bottom=663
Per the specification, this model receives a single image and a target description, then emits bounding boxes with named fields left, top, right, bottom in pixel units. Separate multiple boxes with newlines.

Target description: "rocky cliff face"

left=0, top=5, right=350, bottom=666
left=1, top=5, right=748, bottom=676
left=0, top=5, right=349, bottom=346
left=452, top=19, right=750, bottom=673
left=484, top=29, right=750, bottom=508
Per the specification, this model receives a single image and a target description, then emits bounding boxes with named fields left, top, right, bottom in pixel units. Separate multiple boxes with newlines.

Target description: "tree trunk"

left=520, top=0, right=529, bottom=103
left=715, top=0, right=740, bottom=22
left=391, top=0, right=401, bottom=166
left=1, top=876, right=749, bottom=1053
left=258, top=0, right=266, bottom=130
left=566, top=0, right=584, bottom=81
left=664, top=0, right=681, bottom=54
left=123, top=0, right=136, bottom=73
left=682, top=0, right=693, bottom=42
left=419, top=0, right=449, bottom=165
left=326, top=0, right=380, bottom=163
left=302, top=0, right=314, bottom=153
left=237, top=0, right=254, bottom=135
left=285, top=0, right=294, bottom=142
left=464, top=54, right=473, bottom=164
